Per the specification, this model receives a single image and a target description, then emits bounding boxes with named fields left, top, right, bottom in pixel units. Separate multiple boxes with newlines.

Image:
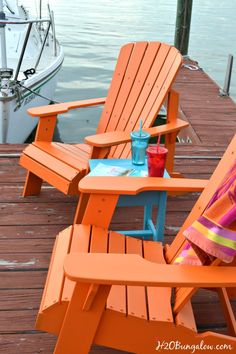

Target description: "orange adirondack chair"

left=20, top=41, right=188, bottom=196
left=36, top=136, right=236, bottom=354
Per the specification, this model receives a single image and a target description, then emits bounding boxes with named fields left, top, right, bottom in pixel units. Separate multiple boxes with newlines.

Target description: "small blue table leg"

left=155, top=191, right=167, bottom=241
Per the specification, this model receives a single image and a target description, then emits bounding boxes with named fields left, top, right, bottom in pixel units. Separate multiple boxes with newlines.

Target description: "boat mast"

left=0, top=0, right=7, bottom=68
left=39, top=0, right=42, bottom=19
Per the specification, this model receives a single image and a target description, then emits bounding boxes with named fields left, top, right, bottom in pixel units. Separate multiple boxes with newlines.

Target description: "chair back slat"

left=97, top=42, right=148, bottom=133
left=105, top=42, right=149, bottom=133
left=96, top=42, right=182, bottom=158
left=96, top=43, right=135, bottom=133
left=109, top=44, right=182, bottom=158
left=117, top=48, right=182, bottom=159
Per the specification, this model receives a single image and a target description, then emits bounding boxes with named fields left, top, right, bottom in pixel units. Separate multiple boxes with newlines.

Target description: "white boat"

left=0, top=0, right=64, bottom=143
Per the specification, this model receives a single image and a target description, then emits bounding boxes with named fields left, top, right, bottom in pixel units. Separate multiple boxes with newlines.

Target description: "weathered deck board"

left=0, top=62, right=236, bottom=353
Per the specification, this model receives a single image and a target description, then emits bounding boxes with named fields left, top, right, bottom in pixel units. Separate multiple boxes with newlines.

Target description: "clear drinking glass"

left=130, top=131, right=150, bottom=165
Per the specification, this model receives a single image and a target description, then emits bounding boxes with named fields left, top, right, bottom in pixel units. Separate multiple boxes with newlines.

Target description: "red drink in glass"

left=146, top=145, right=168, bottom=177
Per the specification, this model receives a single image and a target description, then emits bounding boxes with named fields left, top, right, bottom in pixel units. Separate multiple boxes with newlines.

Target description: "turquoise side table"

left=88, top=159, right=168, bottom=242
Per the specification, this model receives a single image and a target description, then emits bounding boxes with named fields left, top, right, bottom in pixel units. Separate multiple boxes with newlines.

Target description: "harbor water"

left=23, top=0, right=236, bottom=142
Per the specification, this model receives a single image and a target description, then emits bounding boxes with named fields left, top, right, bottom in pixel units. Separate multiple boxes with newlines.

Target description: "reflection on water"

left=23, top=0, right=236, bottom=142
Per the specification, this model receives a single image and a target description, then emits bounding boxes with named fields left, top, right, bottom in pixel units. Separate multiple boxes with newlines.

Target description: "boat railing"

left=0, top=18, right=56, bottom=82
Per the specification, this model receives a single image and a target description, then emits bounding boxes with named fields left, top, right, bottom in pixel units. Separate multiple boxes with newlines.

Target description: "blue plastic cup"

left=130, top=131, right=150, bottom=165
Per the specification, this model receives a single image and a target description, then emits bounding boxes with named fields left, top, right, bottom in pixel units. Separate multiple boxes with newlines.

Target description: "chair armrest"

left=27, top=97, right=106, bottom=117
left=64, top=253, right=236, bottom=288
left=79, top=176, right=208, bottom=195
left=85, top=119, right=189, bottom=147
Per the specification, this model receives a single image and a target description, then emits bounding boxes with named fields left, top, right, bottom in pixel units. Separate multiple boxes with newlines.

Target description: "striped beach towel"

left=174, top=160, right=236, bottom=265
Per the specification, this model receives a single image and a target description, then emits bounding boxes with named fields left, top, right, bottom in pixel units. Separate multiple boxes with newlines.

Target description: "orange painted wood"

left=113, top=44, right=179, bottom=158
left=79, top=176, right=208, bottom=195
left=62, top=225, right=91, bottom=302
left=82, top=194, right=119, bottom=228
left=85, top=119, right=188, bottom=147
left=105, top=42, right=149, bottom=133
left=22, top=171, right=43, bottom=197
left=96, top=43, right=134, bottom=133
left=33, top=142, right=89, bottom=169
left=35, top=116, right=57, bottom=142
left=106, top=231, right=126, bottom=315
left=54, top=282, right=111, bottom=354
left=175, top=301, right=197, bottom=332
left=20, top=154, right=74, bottom=194
left=143, top=241, right=173, bottom=322
left=82, top=284, right=100, bottom=311
left=218, top=288, right=236, bottom=336
left=109, top=42, right=162, bottom=157
left=165, top=131, right=179, bottom=173
left=28, top=97, right=106, bottom=117
left=23, top=145, right=81, bottom=179
left=166, top=90, right=179, bottom=124
left=141, top=49, right=182, bottom=128
left=126, top=237, right=147, bottom=319
left=20, top=42, right=185, bottom=197
left=37, top=226, right=73, bottom=313
left=117, top=42, right=161, bottom=127
left=54, top=143, right=91, bottom=159
left=64, top=253, right=236, bottom=288
left=74, top=193, right=90, bottom=224
left=90, top=226, right=109, bottom=253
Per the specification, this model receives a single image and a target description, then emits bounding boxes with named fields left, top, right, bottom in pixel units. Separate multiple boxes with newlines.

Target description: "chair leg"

left=23, top=171, right=43, bottom=197
left=54, top=283, right=111, bottom=354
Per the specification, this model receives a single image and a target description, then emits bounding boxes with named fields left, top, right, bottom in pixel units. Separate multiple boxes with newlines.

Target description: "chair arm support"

left=64, top=253, right=236, bottom=288
left=27, top=97, right=106, bottom=117
left=79, top=176, right=208, bottom=195
left=85, top=119, right=189, bottom=147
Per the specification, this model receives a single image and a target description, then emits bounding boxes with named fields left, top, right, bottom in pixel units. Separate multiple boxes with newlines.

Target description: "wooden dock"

left=0, top=62, right=236, bottom=353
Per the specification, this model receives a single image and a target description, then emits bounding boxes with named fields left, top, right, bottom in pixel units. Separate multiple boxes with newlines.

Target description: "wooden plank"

left=55, top=142, right=91, bottom=160
left=0, top=238, right=54, bottom=253
left=143, top=241, right=173, bottom=322
left=90, top=226, right=109, bottom=253
left=0, top=271, right=47, bottom=289
left=0, top=289, right=41, bottom=310
left=23, top=145, right=81, bottom=178
left=0, top=201, right=75, bottom=225
left=96, top=42, right=134, bottom=133
left=0, top=334, right=127, bottom=354
left=0, top=333, right=56, bottom=354
left=0, top=225, right=65, bottom=239
left=0, top=185, right=76, bottom=203
left=126, top=237, right=147, bottom=319
left=111, top=42, right=162, bottom=157
left=20, top=154, right=75, bottom=195
left=39, top=226, right=73, bottom=310
left=105, top=42, right=148, bottom=132
left=33, top=142, right=89, bottom=169
left=106, top=231, right=126, bottom=315
left=0, top=253, right=50, bottom=270
left=116, top=45, right=179, bottom=158
left=62, top=224, right=91, bottom=302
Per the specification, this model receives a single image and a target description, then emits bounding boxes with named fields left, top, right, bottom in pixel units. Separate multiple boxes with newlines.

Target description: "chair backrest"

left=96, top=41, right=182, bottom=158
left=165, top=134, right=236, bottom=314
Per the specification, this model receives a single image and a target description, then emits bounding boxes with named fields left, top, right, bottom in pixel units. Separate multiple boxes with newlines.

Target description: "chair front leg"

left=54, top=282, right=111, bottom=354
left=22, top=171, right=43, bottom=197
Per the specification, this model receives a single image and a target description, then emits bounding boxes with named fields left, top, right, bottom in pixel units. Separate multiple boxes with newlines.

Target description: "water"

left=23, top=0, right=236, bottom=142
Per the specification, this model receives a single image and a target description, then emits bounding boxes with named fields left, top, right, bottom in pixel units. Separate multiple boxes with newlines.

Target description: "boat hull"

left=0, top=58, right=63, bottom=143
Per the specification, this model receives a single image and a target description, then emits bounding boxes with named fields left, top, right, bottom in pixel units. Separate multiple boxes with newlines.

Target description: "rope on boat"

left=17, top=82, right=60, bottom=104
